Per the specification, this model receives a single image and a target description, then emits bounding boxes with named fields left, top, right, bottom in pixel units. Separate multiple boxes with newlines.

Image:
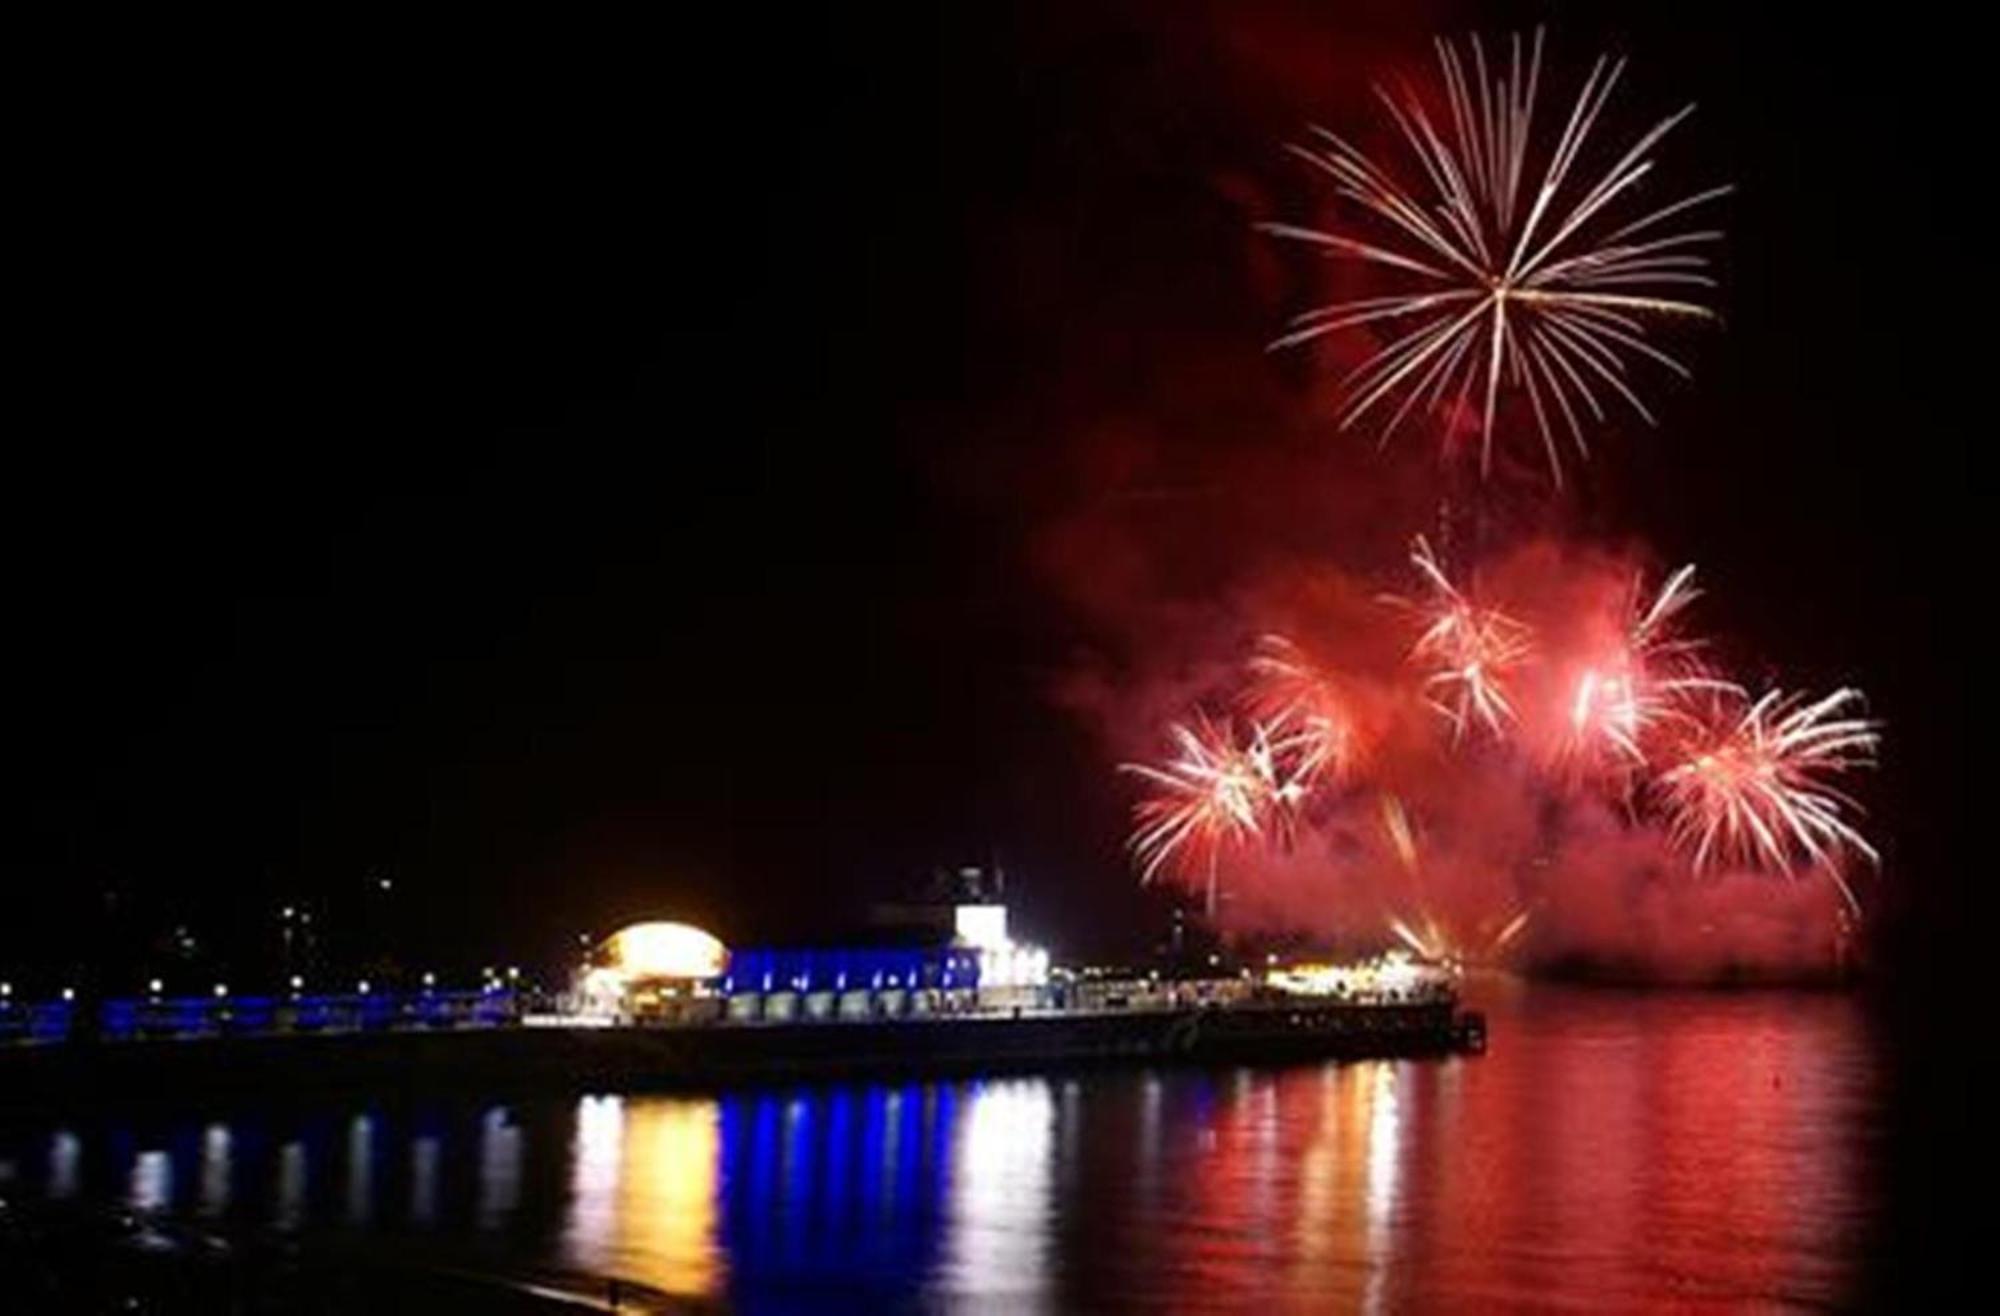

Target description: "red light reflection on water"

left=1070, top=985, right=1877, bottom=1311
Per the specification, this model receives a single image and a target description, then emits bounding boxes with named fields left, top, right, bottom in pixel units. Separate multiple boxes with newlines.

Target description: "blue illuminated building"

left=719, top=945, right=979, bottom=996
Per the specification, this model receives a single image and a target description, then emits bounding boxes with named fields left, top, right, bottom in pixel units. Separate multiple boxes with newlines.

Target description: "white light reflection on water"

left=476, top=1105, right=522, bottom=1230
left=274, top=1140, right=306, bottom=1231
left=1250, top=1070, right=1281, bottom=1237
left=938, top=1078, right=1056, bottom=1309
left=129, top=1149, right=172, bottom=1213
left=1363, top=1063, right=1404, bottom=1316
left=198, top=1123, right=232, bottom=1217
left=410, top=1135, right=440, bottom=1225
left=564, top=1094, right=623, bottom=1266
left=345, top=1114, right=374, bottom=1224
left=47, top=1130, right=80, bottom=1199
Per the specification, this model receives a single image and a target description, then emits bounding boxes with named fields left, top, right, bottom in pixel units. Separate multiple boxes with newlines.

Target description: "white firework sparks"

left=1656, top=688, right=1881, bottom=911
left=1264, top=28, right=1729, bottom=483
left=1566, top=564, right=1736, bottom=769
left=1390, top=535, right=1533, bottom=740
left=1120, top=713, right=1315, bottom=913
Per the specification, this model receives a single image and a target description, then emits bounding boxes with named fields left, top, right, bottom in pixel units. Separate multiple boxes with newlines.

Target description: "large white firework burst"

left=1264, top=28, right=1730, bottom=483
left=1655, top=688, right=1881, bottom=912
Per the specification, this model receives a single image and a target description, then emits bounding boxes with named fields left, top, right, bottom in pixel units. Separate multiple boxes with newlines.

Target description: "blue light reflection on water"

left=0, top=988, right=1882, bottom=1310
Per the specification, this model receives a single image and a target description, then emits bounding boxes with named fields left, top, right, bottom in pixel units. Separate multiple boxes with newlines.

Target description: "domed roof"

left=604, top=921, right=727, bottom=979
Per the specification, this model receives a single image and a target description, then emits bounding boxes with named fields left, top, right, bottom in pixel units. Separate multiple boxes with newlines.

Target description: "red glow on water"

left=1056, top=987, right=1875, bottom=1309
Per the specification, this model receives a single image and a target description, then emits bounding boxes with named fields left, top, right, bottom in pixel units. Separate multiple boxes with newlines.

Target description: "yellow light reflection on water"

left=1287, top=1061, right=1406, bottom=1310
left=562, top=1095, right=723, bottom=1300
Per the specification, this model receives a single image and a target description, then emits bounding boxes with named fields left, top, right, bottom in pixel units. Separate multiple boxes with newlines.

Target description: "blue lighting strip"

left=0, top=990, right=523, bottom=1043
left=717, top=946, right=981, bottom=997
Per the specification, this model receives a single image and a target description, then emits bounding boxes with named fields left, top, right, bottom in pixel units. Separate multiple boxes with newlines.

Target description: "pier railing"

left=0, top=990, right=522, bottom=1045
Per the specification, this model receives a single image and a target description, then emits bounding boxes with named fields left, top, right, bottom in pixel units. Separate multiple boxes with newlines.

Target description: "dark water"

left=0, top=985, right=1883, bottom=1311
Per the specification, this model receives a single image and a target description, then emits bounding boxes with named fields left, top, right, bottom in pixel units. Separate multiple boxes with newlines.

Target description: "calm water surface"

left=0, top=985, right=1883, bottom=1311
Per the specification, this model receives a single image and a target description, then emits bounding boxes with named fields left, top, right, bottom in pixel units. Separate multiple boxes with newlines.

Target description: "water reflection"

left=274, top=1139, right=306, bottom=1231
left=344, top=1114, right=373, bottom=1224
left=1363, top=1065, right=1402, bottom=1313
left=942, top=1080, right=1054, bottom=1307
left=0, top=988, right=1881, bottom=1309
left=410, top=1135, right=440, bottom=1225
left=198, top=1123, right=231, bottom=1218
left=48, top=1129, right=80, bottom=1199
left=476, top=1105, right=521, bottom=1230
left=561, top=1095, right=721, bottom=1296
left=129, top=1149, right=172, bottom=1213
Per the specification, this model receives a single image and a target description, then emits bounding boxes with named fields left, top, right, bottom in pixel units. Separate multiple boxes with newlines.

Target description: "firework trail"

left=1631, top=563, right=1703, bottom=661
left=1378, top=791, right=1533, bottom=963
left=1390, top=535, right=1532, bottom=740
left=1122, top=714, right=1312, bottom=913
left=1378, top=791, right=1447, bottom=958
left=1379, top=791, right=1420, bottom=873
left=1655, top=688, right=1881, bottom=911
left=1264, top=28, right=1729, bottom=482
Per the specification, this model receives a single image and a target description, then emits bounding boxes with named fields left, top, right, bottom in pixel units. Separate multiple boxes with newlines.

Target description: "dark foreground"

left=0, top=1205, right=642, bottom=1314
left=0, top=984, right=1882, bottom=1311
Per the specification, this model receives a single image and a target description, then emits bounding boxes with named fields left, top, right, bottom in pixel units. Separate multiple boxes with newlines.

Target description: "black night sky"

left=13, top=0, right=1971, bottom=1035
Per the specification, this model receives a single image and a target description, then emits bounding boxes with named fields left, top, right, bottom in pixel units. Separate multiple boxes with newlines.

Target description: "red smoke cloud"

left=1047, top=517, right=1864, bottom=981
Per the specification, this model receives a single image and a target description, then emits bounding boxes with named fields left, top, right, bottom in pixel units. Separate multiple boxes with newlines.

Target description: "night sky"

left=13, top=2, right=1969, bottom=1002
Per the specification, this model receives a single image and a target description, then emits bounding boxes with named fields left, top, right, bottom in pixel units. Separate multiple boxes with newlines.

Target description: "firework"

left=1377, top=791, right=1531, bottom=964
left=1390, top=536, right=1532, bottom=740
left=1245, top=634, right=1353, bottom=785
left=1379, top=791, right=1420, bottom=873
left=1391, top=907, right=1534, bottom=963
left=1264, top=28, right=1728, bottom=482
left=1655, top=688, right=1881, bottom=910
left=1564, top=564, right=1732, bottom=769
left=1630, top=563, right=1703, bottom=661
left=1121, top=714, right=1310, bottom=913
